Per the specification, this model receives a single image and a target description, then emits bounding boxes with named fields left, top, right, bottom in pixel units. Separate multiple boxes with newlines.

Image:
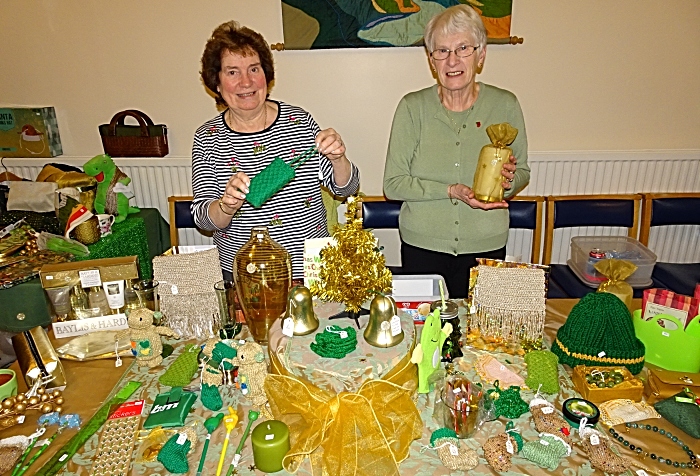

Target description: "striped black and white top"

left=191, top=100, right=360, bottom=277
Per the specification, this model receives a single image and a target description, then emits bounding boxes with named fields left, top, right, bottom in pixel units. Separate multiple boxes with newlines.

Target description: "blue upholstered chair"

left=543, top=194, right=653, bottom=299
left=167, top=195, right=196, bottom=247
left=640, top=192, right=700, bottom=296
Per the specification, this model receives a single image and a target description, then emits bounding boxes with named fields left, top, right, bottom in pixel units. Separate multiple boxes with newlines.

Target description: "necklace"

left=609, top=424, right=698, bottom=471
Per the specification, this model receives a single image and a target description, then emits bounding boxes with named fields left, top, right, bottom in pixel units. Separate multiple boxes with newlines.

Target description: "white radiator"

left=5, top=151, right=700, bottom=262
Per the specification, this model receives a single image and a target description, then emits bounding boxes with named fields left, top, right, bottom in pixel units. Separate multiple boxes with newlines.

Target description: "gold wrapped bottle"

left=472, top=123, right=518, bottom=203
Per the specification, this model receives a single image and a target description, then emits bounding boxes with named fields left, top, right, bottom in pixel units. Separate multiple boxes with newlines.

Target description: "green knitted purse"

left=525, top=350, right=560, bottom=394
left=521, top=433, right=571, bottom=471
left=159, top=344, right=200, bottom=387
left=246, top=147, right=316, bottom=208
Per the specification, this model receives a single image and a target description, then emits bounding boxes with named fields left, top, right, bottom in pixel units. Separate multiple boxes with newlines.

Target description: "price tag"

left=636, top=470, right=649, bottom=476
left=282, top=318, right=294, bottom=337
left=59, top=454, right=68, bottom=462
left=590, top=434, right=600, bottom=446
left=542, top=406, right=554, bottom=414
left=500, top=365, right=506, bottom=371
left=171, top=284, right=179, bottom=295
left=449, top=444, right=458, bottom=456
left=79, top=269, right=101, bottom=288
left=265, top=434, right=275, bottom=441
left=339, top=331, right=348, bottom=339
left=540, top=439, right=549, bottom=446
left=390, top=315, right=402, bottom=337
left=597, top=351, right=606, bottom=358
left=17, top=415, right=25, bottom=424
left=506, top=439, right=514, bottom=454
left=453, top=388, right=461, bottom=394
left=662, top=331, right=670, bottom=337
left=176, top=433, right=187, bottom=445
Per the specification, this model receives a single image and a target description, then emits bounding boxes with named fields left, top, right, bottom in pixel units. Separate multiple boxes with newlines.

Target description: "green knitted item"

left=504, top=421, right=524, bottom=452
left=157, top=433, right=192, bottom=474
left=246, top=148, right=315, bottom=208
left=212, top=341, right=236, bottom=370
left=201, top=382, right=223, bottom=411
left=310, top=325, right=358, bottom=358
left=521, top=433, right=570, bottom=471
left=159, top=344, right=200, bottom=387
left=524, top=350, right=560, bottom=394
left=485, top=381, right=529, bottom=419
left=551, top=293, right=645, bottom=374
left=430, top=428, right=458, bottom=447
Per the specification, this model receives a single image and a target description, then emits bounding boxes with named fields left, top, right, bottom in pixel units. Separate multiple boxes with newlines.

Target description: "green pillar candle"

left=251, top=420, right=290, bottom=473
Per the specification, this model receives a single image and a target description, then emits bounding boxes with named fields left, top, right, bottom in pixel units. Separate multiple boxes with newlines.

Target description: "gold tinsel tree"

left=310, top=196, right=393, bottom=314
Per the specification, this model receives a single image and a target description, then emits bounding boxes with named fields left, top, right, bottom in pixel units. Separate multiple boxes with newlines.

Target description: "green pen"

left=226, top=410, right=259, bottom=476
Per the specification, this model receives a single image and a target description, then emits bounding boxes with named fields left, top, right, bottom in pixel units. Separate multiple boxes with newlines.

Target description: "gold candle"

left=472, top=123, right=518, bottom=203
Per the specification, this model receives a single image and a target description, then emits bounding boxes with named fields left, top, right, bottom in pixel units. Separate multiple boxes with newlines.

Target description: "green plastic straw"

left=225, top=410, right=259, bottom=476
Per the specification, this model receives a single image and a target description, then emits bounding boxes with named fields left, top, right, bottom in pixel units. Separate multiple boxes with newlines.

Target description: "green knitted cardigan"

left=551, top=293, right=645, bottom=374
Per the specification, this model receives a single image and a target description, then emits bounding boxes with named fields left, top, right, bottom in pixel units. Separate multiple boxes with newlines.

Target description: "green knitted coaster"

left=310, top=325, right=358, bottom=359
left=157, top=433, right=192, bottom=474
left=159, top=344, right=200, bottom=387
left=521, top=434, right=570, bottom=471
left=551, top=293, right=645, bottom=374
left=524, top=350, right=560, bottom=394
left=485, top=381, right=529, bottom=419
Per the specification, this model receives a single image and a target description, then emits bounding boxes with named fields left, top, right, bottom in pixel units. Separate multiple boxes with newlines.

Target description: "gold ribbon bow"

left=265, top=346, right=422, bottom=476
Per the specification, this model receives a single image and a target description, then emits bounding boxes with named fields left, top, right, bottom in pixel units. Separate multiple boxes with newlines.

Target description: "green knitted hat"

left=551, top=293, right=645, bottom=374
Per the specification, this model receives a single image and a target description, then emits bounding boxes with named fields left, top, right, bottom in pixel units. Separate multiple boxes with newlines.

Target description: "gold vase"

left=233, top=226, right=292, bottom=344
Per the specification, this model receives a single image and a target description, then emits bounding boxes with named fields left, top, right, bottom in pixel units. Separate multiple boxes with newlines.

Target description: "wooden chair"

left=167, top=195, right=196, bottom=247
left=640, top=192, right=700, bottom=295
left=543, top=194, right=646, bottom=298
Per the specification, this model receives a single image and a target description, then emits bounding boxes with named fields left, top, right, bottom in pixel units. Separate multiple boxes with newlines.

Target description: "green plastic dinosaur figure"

left=411, top=308, right=452, bottom=393
left=83, top=154, right=139, bottom=223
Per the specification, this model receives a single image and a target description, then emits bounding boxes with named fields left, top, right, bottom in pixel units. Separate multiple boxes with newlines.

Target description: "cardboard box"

left=0, top=107, right=63, bottom=157
left=572, top=365, right=644, bottom=403
left=40, top=256, right=139, bottom=289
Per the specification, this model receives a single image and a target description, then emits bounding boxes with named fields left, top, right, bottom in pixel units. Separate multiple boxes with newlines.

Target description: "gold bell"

left=282, top=286, right=319, bottom=336
left=364, top=294, right=404, bottom=348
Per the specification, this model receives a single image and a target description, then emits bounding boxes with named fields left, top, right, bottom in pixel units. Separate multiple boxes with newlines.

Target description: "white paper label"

left=542, top=406, right=554, bottom=414
left=115, top=358, right=122, bottom=368
left=597, top=351, right=606, bottom=358
left=79, top=269, right=101, bottom=288
left=171, top=284, right=179, bottom=294
left=449, top=444, right=458, bottom=456
left=662, top=331, right=670, bottom=337
left=339, top=331, right=348, bottom=339
left=453, top=388, right=461, bottom=394
left=176, top=433, right=187, bottom=445
left=506, top=439, right=514, bottom=454
left=643, top=302, right=688, bottom=324
left=540, top=440, right=549, bottom=446
left=265, top=434, right=275, bottom=441
left=59, top=454, right=68, bottom=462
left=246, top=263, right=257, bottom=273
left=500, top=365, right=506, bottom=371
left=282, top=318, right=294, bottom=337
left=390, top=315, right=402, bottom=336
left=46, top=275, right=54, bottom=280
left=590, top=434, right=600, bottom=446
left=636, top=470, right=649, bottom=476
left=17, top=415, right=25, bottom=424
left=52, top=314, right=128, bottom=339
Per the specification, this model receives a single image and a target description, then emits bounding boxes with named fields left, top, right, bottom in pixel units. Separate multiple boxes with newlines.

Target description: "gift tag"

left=542, top=406, right=554, bottom=415
left=636, top=471, right=649, bottom=476
left=449, top=444, right=458, bottom=456
left=176, top=433, right=187, bottom=445
left=506, top=439, right=514, bottom=454
left=265, top=434, right=275, bottom=441
left=597, top=351, right=606, bottom=358
left=590, top=434, right=600, bottom=446
left=390, top=315, right=402, bottom=336
left=282, top=318, right=294, bottom=337
left=540, top=439, right=549, bottom=446
left=171, top=284, right=179, bottom=295
left=339, top=331, right=348, bottom=339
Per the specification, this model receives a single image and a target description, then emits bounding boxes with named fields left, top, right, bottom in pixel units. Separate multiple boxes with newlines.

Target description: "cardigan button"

left=16, top=313, right=25, bottom=321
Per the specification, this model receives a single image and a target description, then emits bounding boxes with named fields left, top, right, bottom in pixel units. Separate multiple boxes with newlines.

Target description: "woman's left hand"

left=316, top=128, right=346, bottom=161
left=501, top=155, right=517, bottom=190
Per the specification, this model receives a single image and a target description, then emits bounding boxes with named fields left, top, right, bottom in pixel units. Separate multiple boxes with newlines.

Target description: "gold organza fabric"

left=265, top=340, right=421, bottom=476
left=595, top=259, right=637, bottom=309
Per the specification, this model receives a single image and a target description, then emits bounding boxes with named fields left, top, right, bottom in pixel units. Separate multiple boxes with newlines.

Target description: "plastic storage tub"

left=569, top=236, right=657, bottom=288
left=391, top=275, right=447, bottom=324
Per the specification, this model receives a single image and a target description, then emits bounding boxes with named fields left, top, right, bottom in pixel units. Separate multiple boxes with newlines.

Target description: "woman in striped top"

left=192, top=21, right=360, bottom=279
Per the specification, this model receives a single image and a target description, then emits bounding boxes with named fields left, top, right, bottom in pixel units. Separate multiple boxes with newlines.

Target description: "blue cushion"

left=651, top=263, right=700, bottom=296
left=508, top=200, right=537, bottom=230
left=650, top=197, right=700, bottom=226
left=554, top=199, right=635, bottom=228
left=549, top=264, right=647, bottom=299
left=174, top=200, right=196, bottom=229
left=362, top=200, right=401, bottom=229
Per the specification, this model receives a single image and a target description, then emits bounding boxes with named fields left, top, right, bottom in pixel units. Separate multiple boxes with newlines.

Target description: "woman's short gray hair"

left=424, top=5, right=487, bottom=52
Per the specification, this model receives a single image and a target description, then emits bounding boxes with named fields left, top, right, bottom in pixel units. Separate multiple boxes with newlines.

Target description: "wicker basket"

left=99, top=110, right=168, bottom=157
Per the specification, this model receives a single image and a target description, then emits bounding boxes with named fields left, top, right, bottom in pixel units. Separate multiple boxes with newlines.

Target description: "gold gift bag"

left=472, top=123, right=518, bottom=203
left=595, top=259, right=637, bottom=310
left=12, top=326, right=67, bottom=389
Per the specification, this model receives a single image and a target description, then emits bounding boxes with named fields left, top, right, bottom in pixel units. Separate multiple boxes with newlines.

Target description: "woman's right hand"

left=449, top=183, right=508, bottom=210
left=221, top=172, right=251, bottom=213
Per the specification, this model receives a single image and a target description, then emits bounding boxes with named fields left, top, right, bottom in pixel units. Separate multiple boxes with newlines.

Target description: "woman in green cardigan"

left=383, top=4, right=530, bottom=297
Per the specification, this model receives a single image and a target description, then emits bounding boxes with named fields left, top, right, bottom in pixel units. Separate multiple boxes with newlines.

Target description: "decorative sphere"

left=15, top=395, right=25, bottom=402
left=55, top=397, right=64, bottom=405
left=52, top=390, right=62, bottom=398
left=14, top=403, right=26, bottom=413
left=37, top=388, right=45, bottom=395
left=40, top=394, right=49, bottom=402
left=2, top=399, right=14, bottom=409
left=41, top=403, right=54, bottom=414
left=28, top=396, right=40, bottom=405
left=53, top=406, right=62, bottom=413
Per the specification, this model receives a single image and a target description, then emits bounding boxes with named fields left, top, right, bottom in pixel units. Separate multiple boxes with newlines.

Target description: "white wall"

left=2, top=0, right=699, bottom=195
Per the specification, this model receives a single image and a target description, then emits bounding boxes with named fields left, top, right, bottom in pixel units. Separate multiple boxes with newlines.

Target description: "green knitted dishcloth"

left=157, top=433, right=192, bottom=474
left=485, top=381, right=530, bottom=419
left=551, top=293, right=645, bottom=374
left=246, top=147, right=316, bottom=208
left=310, top=325, right=358, bottom=359
left=159, top=344, right=200, bottom=387
left=202, top=382, right=223, bottom=411
left=524, top=350, right=560, bottom=394
left=521, top=433, right=570, bottom=471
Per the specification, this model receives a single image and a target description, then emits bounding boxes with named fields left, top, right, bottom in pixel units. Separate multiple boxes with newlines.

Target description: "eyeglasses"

left=430, top=45, right=480, bottom=61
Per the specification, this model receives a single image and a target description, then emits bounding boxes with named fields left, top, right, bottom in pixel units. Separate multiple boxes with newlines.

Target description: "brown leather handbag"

left=644, top=363, right=700, bottom=404
left=99, top=110, right=168, bottom=157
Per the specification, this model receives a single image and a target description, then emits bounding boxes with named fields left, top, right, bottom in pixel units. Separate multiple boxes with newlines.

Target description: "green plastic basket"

left=632, top=310, right=700, bottom=373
